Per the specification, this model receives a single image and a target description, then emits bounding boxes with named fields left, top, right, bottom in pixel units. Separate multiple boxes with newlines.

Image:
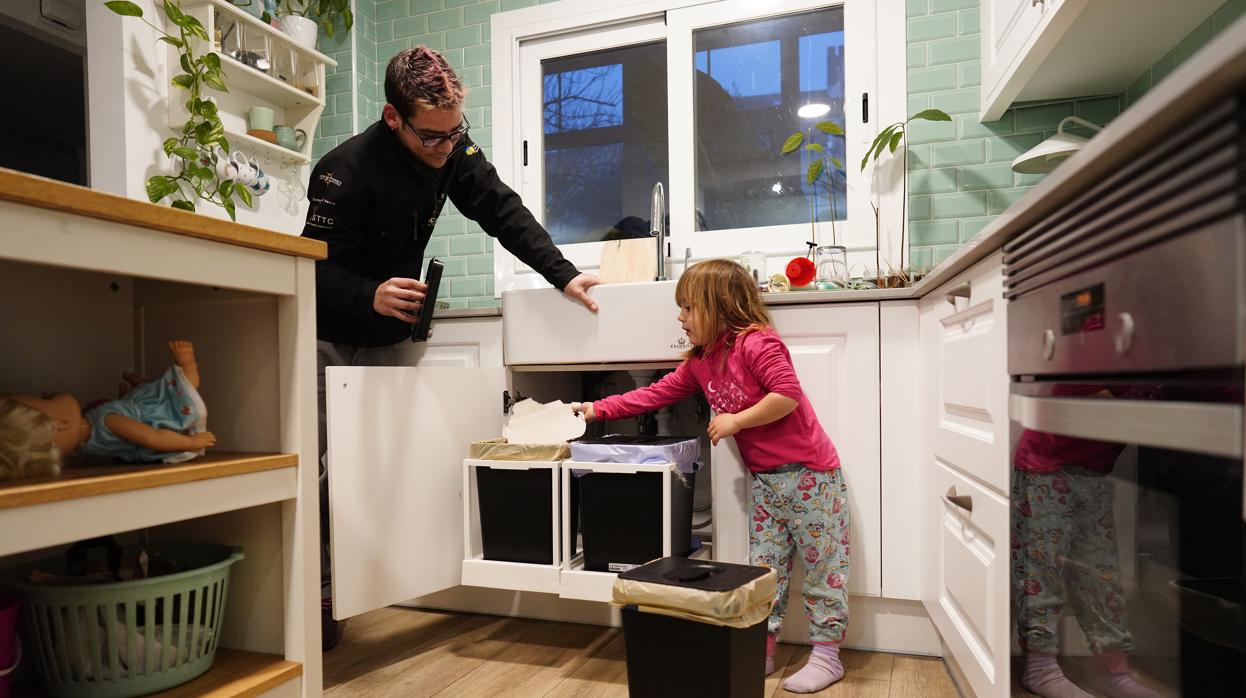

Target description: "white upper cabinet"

left=980, top=0, right=1223, bottom=122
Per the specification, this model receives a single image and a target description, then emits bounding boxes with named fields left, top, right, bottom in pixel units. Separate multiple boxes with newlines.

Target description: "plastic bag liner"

left=467, top=438, right=570, bottom=461
left=569, top=435, right=700, bottom=475
left=611, top=557, right=777, bottom=629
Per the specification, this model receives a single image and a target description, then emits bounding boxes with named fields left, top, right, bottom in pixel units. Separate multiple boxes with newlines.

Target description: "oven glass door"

left=1009, top=379, right=1244, bottom=696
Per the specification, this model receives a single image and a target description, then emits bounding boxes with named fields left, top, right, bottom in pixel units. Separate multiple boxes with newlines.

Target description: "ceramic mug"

left=215, top=149, right=269, bottom=196
left=274, top=125, right=307, bottom=151
left=247, top=106, right=275, bottom=133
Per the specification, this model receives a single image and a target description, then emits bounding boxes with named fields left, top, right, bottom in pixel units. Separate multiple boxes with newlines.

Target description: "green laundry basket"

left=6, top=543, right=244, bottom=698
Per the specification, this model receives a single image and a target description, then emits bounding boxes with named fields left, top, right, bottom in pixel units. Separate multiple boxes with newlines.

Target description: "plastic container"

left=785, top=257, right=815, bottom=287
left=468, top=440, right=577, bottom=564
left=614, top=557, right=774, bottom=698
left=571, top=436, right=699, bottom=573
left=7, top=543, right=244, bottom=698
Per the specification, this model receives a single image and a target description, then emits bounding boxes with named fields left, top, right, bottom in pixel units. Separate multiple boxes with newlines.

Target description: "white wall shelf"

left=228, top=127, right=312, bottom=166
left=218, top=53, right=325, bottom=110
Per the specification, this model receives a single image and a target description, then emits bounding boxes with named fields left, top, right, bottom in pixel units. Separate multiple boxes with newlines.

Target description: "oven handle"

left=1011, top=395, right=1243, bottom=459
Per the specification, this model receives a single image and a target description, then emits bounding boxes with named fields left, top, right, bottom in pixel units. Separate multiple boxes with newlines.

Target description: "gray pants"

left=317, top=340, right=400, bottom=601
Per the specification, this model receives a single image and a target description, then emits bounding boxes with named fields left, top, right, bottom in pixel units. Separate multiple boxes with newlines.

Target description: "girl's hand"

left=571, top=402, right=596, bottom=423
left=707, top=413, right=741, bottom=445
left=189, top=431, right=217, bottom=449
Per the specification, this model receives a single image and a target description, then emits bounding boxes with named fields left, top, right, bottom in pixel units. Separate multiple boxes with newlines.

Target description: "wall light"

left=1011, top=116, right=1104, bottom=174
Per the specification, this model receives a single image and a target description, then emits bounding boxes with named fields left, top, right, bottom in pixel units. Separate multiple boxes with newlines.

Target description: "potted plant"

left=779, top=120, right=848, bottom=290
left=263, top=0, right=353, bottom=51
left=860, top=108, right=952, bottom=288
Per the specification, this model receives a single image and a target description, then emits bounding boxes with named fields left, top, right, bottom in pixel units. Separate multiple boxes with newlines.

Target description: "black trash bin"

left=477, top=465, right=572, bottom=564
left=614, top=557, right=775, bottom=698
left=572, top=436, right=699, bottom=573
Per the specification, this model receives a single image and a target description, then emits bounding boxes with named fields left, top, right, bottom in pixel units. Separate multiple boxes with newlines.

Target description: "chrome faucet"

left=650, top=182, right=667, bottom=281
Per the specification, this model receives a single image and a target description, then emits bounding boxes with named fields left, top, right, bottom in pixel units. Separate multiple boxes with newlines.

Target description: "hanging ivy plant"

left=105, top=0, right=252, bottom=220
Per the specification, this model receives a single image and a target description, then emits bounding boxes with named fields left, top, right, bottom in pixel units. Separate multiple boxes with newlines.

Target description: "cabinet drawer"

left=931, top=461, right=1011, bottom=698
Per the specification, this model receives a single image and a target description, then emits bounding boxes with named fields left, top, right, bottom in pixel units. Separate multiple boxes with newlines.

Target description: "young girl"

left=571, top=259, right=850, bottom=694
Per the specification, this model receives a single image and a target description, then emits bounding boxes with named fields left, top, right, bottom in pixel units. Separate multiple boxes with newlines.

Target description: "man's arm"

left=302, top=163, right=384, bottom=321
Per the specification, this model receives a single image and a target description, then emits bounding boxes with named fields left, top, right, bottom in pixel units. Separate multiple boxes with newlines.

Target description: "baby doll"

left=0, top=341, right=216, bottom=478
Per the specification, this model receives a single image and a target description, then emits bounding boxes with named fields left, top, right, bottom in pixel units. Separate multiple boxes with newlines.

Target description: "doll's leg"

left=782, top=468, right=849, bottom=694
left=168, top=340, right=201, bottom=389
left=750, top=471, right=795, bottom=676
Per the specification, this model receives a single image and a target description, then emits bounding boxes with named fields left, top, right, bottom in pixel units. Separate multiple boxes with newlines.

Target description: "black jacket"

left=302, top=121, right=579, bottom=346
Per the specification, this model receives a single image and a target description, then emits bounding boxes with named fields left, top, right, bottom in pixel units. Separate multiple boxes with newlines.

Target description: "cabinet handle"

left=945, top=281, right=971, bottom=307
left=946, top=486, right=973, bottom=513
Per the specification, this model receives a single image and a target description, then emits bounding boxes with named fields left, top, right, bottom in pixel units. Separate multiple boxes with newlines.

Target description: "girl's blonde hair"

left=675, top=258, right=771, bottom=360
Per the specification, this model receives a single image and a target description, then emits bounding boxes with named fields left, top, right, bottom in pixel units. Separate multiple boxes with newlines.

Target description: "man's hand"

left=707, top=413, right=742, bottom=446
left=374, top=277, right=427, bottom=322
left=571, top=402, right=596, bottom=423
left=563, top=273, right=603, bottom=313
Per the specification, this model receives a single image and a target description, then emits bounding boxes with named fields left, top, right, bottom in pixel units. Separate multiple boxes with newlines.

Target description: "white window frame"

left=492, top=0, right=908, bottom=294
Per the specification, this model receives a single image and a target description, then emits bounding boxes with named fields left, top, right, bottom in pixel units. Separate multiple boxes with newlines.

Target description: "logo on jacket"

left=318, top=172, right=343, bottom=187
left=465, top=144, right=479, bottom=156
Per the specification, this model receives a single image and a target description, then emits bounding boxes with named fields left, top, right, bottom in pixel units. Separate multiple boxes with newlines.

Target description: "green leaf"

left=218, top=137, right=231, bottom=154
left=806, top=158, right=824, bottom=186
left=222, top=196, right=237, bottom=221
left=781, top=132, right=805, bottom=155
left=180, top=53, right=194, bottom=74
left=261, top=10, right=272, bottom=23
left=194, top=121, right=223, bottom=145
left=804, top=142, right=824, bottom=153
left=204, top=73, right=227, bottom=92
left=157, top=35, right=184, bottom=48
left=171, top=199, right=196, bottom=211
left=343, top=7, right=353, bottom=31
left=162, top=0, right=183, bottom=22
left=203, top=52, right=221, bottom=72
left=183, top=16, right=209, bottom=41
left=172, top=146, right=199, bottom=161
left=908, top=108, right=952, bottom=122
left=146, top=175, right=179, bottom=203
left=814, top=121, right=844, bottom=136
left=162, top=137, right=178, bottom=156
left=234, top=182, right=253, bottom=208
left=888, top=131, right=903, bottom=153
left=829, top=156, right=843, bottom=170
left=172, top=74, right=194, bottom=90
left=104, top=1, right=143, bottom=17
left=323, top=19, right=334, bottom=38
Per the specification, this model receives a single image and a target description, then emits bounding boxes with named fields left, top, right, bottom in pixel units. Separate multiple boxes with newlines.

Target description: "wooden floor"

left=323, top=607, right=961, bottom=697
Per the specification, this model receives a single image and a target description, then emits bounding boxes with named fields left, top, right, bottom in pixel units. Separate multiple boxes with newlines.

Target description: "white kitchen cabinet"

left=980, top=0, right=1222, bottom=122
left=918, top=252, right=1010, bottom=698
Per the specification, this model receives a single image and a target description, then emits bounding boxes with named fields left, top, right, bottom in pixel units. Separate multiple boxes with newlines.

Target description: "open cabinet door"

left=326, top=366, right=508, bottom=619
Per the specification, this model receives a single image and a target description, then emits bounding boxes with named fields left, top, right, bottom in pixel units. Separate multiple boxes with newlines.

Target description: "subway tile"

left=907, top=94, right=930, bottom=115
left=468, top=296, right=502, bottom=309
left=443, top=257, right=467, bottom=277
left=501, top=0, right=540, bottom=10
left=459, top=65, right=484, bottom=88
left=959, top=215, right=995, bottom=241
left=435, top=215, right=465, bottom=235
left=358, top=0, right=378, bottom=20
left=956, top=111, right=1011, bottom=139
left=425, top=237, right=450, bottom=257
left=410, top=31, right=446, bottom=51
left=378, top=37, right=413, bottom=61
left=958, top=60, right=980, bottom=87
left=414, top=0, right=447, bottom=9
left=464, top=107, right=486, bottom=127
left=929, top=88, right=980, bottom=115
left=467, top=254, right=494, bottom=276
left=1074, top=96, right=1120, bottom=128
left=906, top=117, right=957, bottom=145
left=909, top=195, right=932, bottom=221
left=959, top=7, right=979, bottom=35
left=932, top=139, right=984, bottom=167
left=1151, top=46, right=1183, bottom=84
left=376, top=20, right=394, bottom=42
left=395, top=15, right=428, bottom=37
left=440, top=48, right=464, bottom=68
left=447, top=25, right=482, bottom=49
left=909, top=167, right=958, bottom=194
left=909, top=220, right=958, bottom=246
left=376, top=0, right=410, bottom=22
left=446, top=0, right=479, bottom=7
left=445, top=297, right=468, bottom=308
left=326, top=72, right=352, bottom=96
left=908, top=246, right=934, bottom=270
left=464, top=1, right=500, bottom=25
left=907, top=65, right=958, bottom=93
left=927, top=36, right=977, bottom=65
left=907, top=44, right=926, bottom=69
left=463, top=43, right=492, bottom=67
left=988, top=186, right=1032, bottom=215
left=465, top=85, right=491, bottom=109
left=986, top=133, right=1044, bottom=163
left=1013, top=102, right=1073, bottom=133
left=449, top=274, right=487, bottom=296
left=906, top=143, right=932, bottom=169
left=429, top=8, right=463, bottom=31
left=1177, top=19, right=1213, bottom=62
left=931, top=191, right=987, bottom=219
left=319, top=113, right=354, bottom=137
left=929, top=0, right=977, bottom=11
left=958, top=162, right=1016, bottom=191
left=932, top=244, right=959, bottom=264
left=483, top=106, right=491, bottom=126
left=482, top=63, right=492, bottom=86
left=907, top=14, right=958, bottom=43
left=1213, top=0, right=1246, bottom=32
left=906, top=0, right=927, bottom=18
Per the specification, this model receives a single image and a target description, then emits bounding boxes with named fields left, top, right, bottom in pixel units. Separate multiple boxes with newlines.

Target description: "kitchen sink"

left=502, top=280, right=685, bottom=365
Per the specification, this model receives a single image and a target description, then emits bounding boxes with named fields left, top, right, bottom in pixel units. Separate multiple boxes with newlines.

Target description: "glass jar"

left=815, top=245, right=848, bottom=290
left=740, top=251, right=767, bottom=288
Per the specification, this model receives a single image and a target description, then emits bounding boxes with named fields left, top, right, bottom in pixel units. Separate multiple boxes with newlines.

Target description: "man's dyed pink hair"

left=385, top=46, right=466, bottom=114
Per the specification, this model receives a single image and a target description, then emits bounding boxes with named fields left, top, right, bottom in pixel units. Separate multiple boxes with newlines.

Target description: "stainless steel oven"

left=1003, top=97, right=1245, bottom=695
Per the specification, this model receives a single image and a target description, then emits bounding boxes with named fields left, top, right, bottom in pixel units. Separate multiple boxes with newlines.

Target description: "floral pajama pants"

left=1011, top=468, right=1134, bottom=654
left=749, top=465, right=850, bottom=642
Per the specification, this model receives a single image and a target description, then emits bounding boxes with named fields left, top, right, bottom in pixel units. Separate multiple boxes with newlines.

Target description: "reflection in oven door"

left=1010, top=385, right=1244, bottom=697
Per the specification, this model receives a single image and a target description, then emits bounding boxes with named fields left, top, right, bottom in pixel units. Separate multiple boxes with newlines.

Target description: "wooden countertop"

left=0, top=168, right=326, bottom=261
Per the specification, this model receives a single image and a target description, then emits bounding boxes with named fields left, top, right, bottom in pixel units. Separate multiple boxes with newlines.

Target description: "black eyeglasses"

left=401, top=115, right=471, bottom=148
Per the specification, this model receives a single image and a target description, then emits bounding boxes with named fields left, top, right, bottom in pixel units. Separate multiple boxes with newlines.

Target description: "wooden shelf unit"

left=153, top=649, right=303, bottom=698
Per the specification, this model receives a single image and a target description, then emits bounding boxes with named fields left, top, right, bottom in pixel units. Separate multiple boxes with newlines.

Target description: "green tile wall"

left=905, top=1, right=1122, bottom=269
left=1122, top=0, right=1245, bottom=109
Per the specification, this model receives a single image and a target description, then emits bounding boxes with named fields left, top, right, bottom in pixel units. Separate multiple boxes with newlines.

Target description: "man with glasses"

left=303, top=46, right=601, bottom=651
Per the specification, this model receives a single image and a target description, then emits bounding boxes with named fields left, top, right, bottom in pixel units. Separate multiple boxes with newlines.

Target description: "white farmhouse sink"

left=502, top=281, right=686, bottom=365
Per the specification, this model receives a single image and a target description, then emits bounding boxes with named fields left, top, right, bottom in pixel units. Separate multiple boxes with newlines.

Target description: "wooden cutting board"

left=598, top=237, right=658, bottom=283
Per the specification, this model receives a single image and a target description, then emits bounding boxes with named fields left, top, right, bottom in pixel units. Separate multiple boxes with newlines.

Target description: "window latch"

left=862, top=93, right=869, bottom=123
left=522, top=140, right=528, bottom=167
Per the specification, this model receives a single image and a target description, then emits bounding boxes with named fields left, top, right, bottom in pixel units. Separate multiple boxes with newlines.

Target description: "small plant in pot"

left=263, top=0, right=352, bottom=51
left=860, top=108, right=952, bottom=288
left=779, top=120, right=848, bottom=290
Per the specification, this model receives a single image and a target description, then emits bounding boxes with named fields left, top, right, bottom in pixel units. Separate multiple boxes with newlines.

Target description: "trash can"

left=571, top=436, right=700, bottom=573
left=468, top=440, right=576, bottom=564
left=613, top=557, right=776, bottom=698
